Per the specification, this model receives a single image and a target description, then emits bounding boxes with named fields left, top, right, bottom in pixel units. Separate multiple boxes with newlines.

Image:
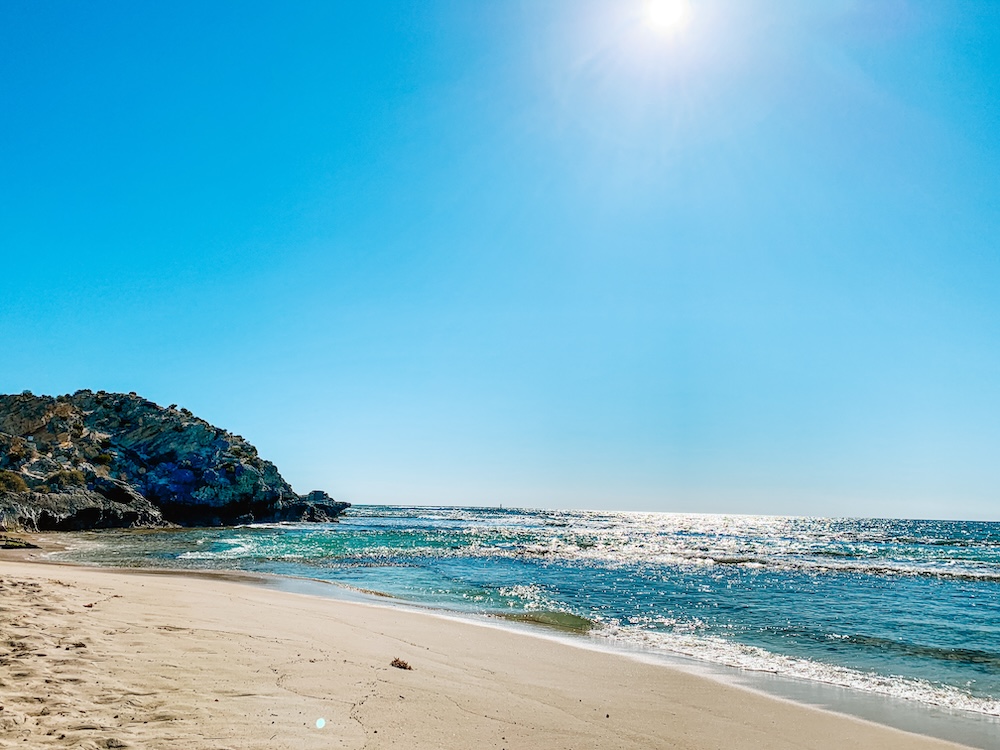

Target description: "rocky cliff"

left=0, top=391, right=349, bottom=531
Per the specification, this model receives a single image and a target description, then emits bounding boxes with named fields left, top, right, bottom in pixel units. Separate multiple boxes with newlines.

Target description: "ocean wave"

left=254, top=535, right=1000, bottom=583
left=594, top=626, right=1000, bottom=717
left=176, top=538, right=255, bottom=560
left=828, top=634, right=1000, bottom=667
left=497, top=610, right=595, bottom=633
left=51, top=525, right=1000, bottom=583
left=503, top=546, right=998, bottom=582
left=701, top=556, right=1000, bottom=582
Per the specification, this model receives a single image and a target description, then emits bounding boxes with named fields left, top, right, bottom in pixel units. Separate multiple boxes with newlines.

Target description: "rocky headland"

left=0, top=390, right=349, bottom=531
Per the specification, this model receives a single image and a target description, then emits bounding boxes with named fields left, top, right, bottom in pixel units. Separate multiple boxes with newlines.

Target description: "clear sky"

left=2, top=1, right=999, bottom=519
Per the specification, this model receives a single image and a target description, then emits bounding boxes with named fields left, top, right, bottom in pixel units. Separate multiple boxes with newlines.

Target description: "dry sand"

left=0, top=552, right=975, bottom=750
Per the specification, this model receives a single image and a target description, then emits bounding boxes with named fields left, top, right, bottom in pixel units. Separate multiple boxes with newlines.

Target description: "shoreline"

left=256, top=571, right=1000, bottom=750
left=0, top=539, right=984, bottom=749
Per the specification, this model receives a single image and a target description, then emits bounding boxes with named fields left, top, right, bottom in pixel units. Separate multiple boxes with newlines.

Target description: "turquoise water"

left=52, top=506, right=1000, bottom=719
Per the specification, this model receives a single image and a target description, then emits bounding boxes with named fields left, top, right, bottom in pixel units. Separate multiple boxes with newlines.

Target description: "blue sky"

left=2, top=0, right=999, bottom=519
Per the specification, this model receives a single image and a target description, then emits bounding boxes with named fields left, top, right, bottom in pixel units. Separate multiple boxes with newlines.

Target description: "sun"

left=645, top=0, right=691, bottom=32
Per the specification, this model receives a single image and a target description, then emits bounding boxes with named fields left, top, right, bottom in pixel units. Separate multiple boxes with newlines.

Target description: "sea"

left=48, top=506, right=1000, bottom=747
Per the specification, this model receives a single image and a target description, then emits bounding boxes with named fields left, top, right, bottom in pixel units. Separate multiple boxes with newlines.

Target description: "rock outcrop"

left=0, top=391, right=350, bottom=531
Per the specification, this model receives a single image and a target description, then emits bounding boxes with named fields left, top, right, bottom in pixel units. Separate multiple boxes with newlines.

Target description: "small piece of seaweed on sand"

left=390, top=657, right=412, bottom=670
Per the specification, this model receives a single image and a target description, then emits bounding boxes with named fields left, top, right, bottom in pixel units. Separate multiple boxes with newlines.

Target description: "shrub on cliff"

left=45, top=469, right=87, bottom=489
left=6, top=439, right=31, bottom=461
left=0, top=470, right=28, bottom=493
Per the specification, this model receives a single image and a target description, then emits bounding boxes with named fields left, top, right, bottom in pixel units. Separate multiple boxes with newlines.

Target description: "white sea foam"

left=594, top=625, right=1000, bottom=717
left=177, top=538, right=254, bottom=560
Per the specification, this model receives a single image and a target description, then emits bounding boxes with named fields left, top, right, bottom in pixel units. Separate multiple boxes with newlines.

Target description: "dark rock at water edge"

left=0, top=535, right=39, bottom=549
left=0, top=489, right=162, bottom=531
left=0, top=391, right=350, bottom=531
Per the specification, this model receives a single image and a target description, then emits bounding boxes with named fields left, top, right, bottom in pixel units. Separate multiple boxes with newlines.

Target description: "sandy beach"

left=0, top=550, right=974, bottom=750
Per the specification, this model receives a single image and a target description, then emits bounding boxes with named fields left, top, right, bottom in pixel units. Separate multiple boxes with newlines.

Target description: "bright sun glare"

left=646, top=0, right=691, bottom=32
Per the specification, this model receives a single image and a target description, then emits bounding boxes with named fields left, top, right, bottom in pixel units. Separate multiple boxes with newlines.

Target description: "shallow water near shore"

left=48, top=506, right=1000, bottom=745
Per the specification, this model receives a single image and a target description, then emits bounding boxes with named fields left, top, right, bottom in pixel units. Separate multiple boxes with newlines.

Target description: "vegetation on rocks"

left=0, top=470, right=29, bottom=493
left=45, top=470, right=87, bottom=489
